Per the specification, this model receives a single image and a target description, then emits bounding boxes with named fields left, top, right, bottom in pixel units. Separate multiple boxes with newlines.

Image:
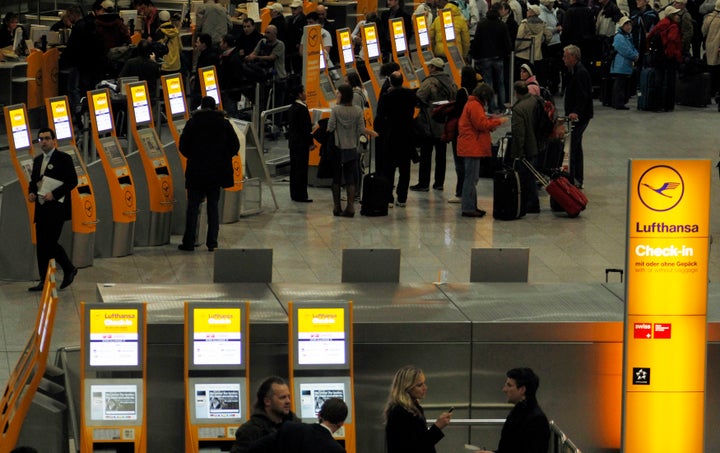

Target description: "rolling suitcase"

left=676, top=72, right=712, bottom=107
left=482, top=133, right=509, bottom=178
left=493, top=163, right=525, bottom=220
left=360, top=173, right=390, bottom=216
left=524, top=160, right=588, bottom=217
left=637, top=67, right=660, bottom=111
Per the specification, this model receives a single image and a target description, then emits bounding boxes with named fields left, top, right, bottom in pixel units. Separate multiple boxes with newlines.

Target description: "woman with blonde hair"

left=384, top=365, right=452, bottom=453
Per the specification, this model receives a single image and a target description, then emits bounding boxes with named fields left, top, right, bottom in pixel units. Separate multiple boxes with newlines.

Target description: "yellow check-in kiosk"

left=125, top=80, right=174, bottom=246
left=46, top=96, right=97, bottom=268
left=621, top=160, right=711, bottom=452
left=161, top=73, right=191, bottom=236
left=0, top=104, right=38, bottom=280
left=199, top=65, right=246, bottom=224
left=412, top=14, right=435, bottom=78
left=336, top=28, right=357, bottom=80
left=390, top=18, right=420, bottom=89
left=288, top=302, right=356, bottom=453
left=86, top=88, right=137, bottom=258
left=184, top=302, right=251, bottom=453
left=360, top=23, right=384, bottom=108
left=439, top=8, right=464, bottom=86
left=80, top=302, right=147, bottom=453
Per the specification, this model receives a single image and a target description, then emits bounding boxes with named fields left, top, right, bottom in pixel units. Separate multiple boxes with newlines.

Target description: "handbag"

left=412, top=106, right=433, bottom=141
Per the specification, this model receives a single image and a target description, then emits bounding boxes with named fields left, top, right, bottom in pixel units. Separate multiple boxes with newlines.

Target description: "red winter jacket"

left=457, top=96, right=505, bottom=158
left=648, top=17, right=683, bottom=63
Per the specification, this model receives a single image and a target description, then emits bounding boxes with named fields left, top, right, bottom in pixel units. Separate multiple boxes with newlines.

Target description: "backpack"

left=533, top=96, right=556, bottom=148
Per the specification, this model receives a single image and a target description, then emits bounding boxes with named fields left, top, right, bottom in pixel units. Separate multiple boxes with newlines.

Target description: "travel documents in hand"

left=37, top=176, right=65, bottom=204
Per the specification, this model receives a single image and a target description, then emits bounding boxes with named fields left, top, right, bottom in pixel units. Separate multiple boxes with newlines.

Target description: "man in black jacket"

left=178, top=96, right=239, bottom=251
left=562, top=44, right=593, bottom=189
left=476, top=368, right=550, bottom=453
left=471, top=5, right=512, bottom=113
left=28, top=128, right=79, bottom=291
left=287, top=85, right=314, bottom=202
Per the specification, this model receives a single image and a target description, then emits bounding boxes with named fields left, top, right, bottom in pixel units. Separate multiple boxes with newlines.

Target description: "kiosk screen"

left=190, top=306, right=243, bottom=368
left=392, top=20, right=406, bottom=54
left=7, top=107, right=30, bottom=149
left=320, top=49, right=326, bottom=70
left=201, top=68, right=220, bottom=106
left=138, top=129, right=164, bottom=159
left=320, top=77, right=335, bottom=101
left=293, top=377, right=352, bottom=423
left=339, top=30, right=354, bottom=64
left=165, top=76, right=186, bottom=116
left=90, top=383, right=138, bottom=421
left=87, top=307, right=140, bottom=368
left=363, top=25, right=380, bottom=59
left=399, top=56, right=417, bottom=81
left=416, top=16, right=430, bottom=48
left=92, top=92, right=113, bottom=133
left=192, top=382, right=243, bottom=421
left=129, top=84, right=152, bottom=126
left=50, top=99, right=73, bottom=141
left=294, top=306, right=349, bottom=368
left=100, top=138, right=126, bottom=168
left=442, top=10, right=455, bottom=42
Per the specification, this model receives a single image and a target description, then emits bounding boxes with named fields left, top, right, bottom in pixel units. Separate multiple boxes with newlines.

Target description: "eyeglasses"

left=38, top=136, right=54, bottom=142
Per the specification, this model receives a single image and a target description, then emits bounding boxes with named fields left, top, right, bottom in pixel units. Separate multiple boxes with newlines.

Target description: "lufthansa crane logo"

left=308, top=27, right=319, bottom=48
left=637, top=165, right=684, bottom=212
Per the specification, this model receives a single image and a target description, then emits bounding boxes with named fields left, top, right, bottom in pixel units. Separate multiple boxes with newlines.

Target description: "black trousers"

left=289, top=145, right=310, bottom=201
left=182, top=186, right=221, bottom=249
left=417, top=138, right=447, bottom=188
left=36, top=218, right=73, bottom=281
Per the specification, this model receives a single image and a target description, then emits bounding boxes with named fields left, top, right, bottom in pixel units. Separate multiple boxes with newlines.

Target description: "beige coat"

left=702, top=10, right=720, bottom=66
left=515, top=17, right=552, bottom=61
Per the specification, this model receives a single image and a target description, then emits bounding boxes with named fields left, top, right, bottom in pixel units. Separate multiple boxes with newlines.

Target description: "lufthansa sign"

left=622, top=160, right=710, bottom=453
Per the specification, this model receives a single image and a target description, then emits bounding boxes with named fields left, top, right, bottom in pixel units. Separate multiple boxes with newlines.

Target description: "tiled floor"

left=1, top=99, right=719, bottom=391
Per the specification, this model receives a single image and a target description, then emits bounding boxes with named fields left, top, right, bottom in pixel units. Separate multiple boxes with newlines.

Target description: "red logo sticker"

left=654, top=323, right=672, bottom=339
left=634, top=323, right=652, bottom=339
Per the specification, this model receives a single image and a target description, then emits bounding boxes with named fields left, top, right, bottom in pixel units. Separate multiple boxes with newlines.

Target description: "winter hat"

left=428, top=57, right=445, bottom=69
left=290, top=0, right=303, bottom=8
left=520, top=63, right=533, bottom=76
left=158, top=10, right=171, bottom=22
left=664, top=5, right=681, bottom=15
left=527, top=4, right=542, bottom=15
left=617, top=15, right=631, bottom=27
left=269, top=3, right=284, bottom=13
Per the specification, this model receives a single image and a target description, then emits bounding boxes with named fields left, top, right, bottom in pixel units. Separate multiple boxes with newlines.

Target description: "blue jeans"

left=476, top=57, right=506, bottom=113
left=461, top=157, right=481, bottom=213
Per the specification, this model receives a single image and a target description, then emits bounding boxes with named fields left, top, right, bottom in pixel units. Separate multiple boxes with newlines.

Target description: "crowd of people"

left=226, top=366, right=548, bottom=453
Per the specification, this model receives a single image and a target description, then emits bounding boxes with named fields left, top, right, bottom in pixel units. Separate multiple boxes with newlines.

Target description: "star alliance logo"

left=637, top=165, right=684, bottom=212
left=632, top=367, right=650, bottom=385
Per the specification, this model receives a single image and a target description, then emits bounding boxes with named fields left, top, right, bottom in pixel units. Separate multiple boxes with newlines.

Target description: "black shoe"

left=462, top=210, right=486, bottom=218
left=432, top=184, right=444, bottom=191
left=178, top=244, right=194, bottom=252
left=293, top=198, right=313, bottom=203
left=410, top=184, right=429, bottom=192
left=28, top=283, right=44, bottom=292
left=207, top=246, right=216, bottom=252
left=60, top=268, right=78, bottom=289
left=614, top=105, right=630, bottom=110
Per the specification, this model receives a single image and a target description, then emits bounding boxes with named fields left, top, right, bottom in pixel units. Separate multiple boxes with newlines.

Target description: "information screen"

left=193, top=382, right=242, bottom=420
left=190, top=306, right=243, bottom=367
left=201, top=68, right=220, bottom=106
left=129, top=84, right=151, bottom=125
left=392, top=19, right=406, bottom=54
left=399, top=56, right=417, bottom=81
left=293, top=304, right=349, bottom=369
left=442, top=10, right=455, bottom=42
left=416, top=16, right=430, bottom=48
left=100, top=138, right=126, bottom=168
left=339, top=30, right=354, bottom=65
left=92, top=92, right=113, bottom=133
left=363, top=25, right=380, bottom=59
left=293, top=377, right=352, bottom=423
left=138, top=129, right=164, bottom=159
left=88, top=307, right=140, bottom=368
left=90, top=383, right=138, bottom=421
left=8, top=106, right=30, bottom=149
left=320, top=48, right=326, bottom=70
left=50, top=99, right=73, bottom=141
left=164, top=75, right=186, bottom=116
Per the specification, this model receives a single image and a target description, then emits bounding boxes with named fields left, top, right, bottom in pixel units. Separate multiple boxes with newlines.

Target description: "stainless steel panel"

left=341, top=249, right=401, bottom=283
left=220, top=189, right=240, bottom=224
left=147, top=210, right=171, bottom=246
left=163, top=140, right=187, bottom=235
left=0, top=179, right=37, bottom=280
left=213, top=249, right=273, bottom=283
left=71, top=231, right=95, bottom=268
left=470, top=247, right=529, bottom=282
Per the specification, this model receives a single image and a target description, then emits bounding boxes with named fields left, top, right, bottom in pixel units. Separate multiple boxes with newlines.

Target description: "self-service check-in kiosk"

left=46, top=96, right=97, bottom=268
left=360, top=22, right=384, bottom=109
left=125, top=81, right=174, bottom=246
left=288, top=302, right=356, bottom=453
left=1, top=104, right=38, bottom=280
left=161, top=73, right=191, bottom=236
left=80, top=302, right=147, bottom=453
left=439, top=8, right=464, bottom=86
left=413, top=14, right=435, bottom=78
left=390, top=18, right=420, bottom=89
left=87, top=88, right=137, bottom=258
left=199, top=65, right=245, bottom=224
left=337, top=28, right=358, bottom=80
left=184, top=302, right=250, bottom=453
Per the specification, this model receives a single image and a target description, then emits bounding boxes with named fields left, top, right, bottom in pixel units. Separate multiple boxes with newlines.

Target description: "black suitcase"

left=360, top=173, right=390, bottom=216
left=482, top=133, right=510, bottom=178
left=637, top=67, right=660, bottom=111
left=676, top=72, right=712, bottom=107
left=492, top=165, right=525, bottom=220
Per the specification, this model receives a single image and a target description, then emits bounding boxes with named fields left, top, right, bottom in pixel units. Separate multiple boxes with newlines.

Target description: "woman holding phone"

left=384, top=365, right=453, bottom=453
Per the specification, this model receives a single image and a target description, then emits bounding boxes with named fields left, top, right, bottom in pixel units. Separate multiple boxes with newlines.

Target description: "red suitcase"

left=523, top=159, right=588, bottom=218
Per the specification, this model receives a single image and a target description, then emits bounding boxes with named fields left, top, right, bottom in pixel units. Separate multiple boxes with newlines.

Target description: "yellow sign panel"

left=416, top=15, right=427, bottom=31
left=193, top=308, right=242, bottom=334
left=9, top=107, right=26, bottom=129
left=130, top=85, right=147, bottom=103
left=303, top=24, right=322, bottom=109
left=51, top=100, right=68, bottom=119
left=89, top=308, right=139, bottom=335
left=340, top=30, right=351, bottom=48
left=92, top=92, right=109, bottom=111
left=202, top=69, right=216, bottom=89
left=166, top=76, right=182, bottom=96
left=297, top=307, right=345, bottom=334
left=392, top=20, right=404, bottom=36
left=623, top=159, right=710, bottom=453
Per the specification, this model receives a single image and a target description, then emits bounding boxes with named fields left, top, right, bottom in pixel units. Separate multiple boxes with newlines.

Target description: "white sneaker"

left=395, top=201, right=406, bottom=207
left=447, top=196, right=461, bottom=204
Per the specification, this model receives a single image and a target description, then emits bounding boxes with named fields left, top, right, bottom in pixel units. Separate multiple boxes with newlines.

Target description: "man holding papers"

left=27, top=128, right=78, bottom=291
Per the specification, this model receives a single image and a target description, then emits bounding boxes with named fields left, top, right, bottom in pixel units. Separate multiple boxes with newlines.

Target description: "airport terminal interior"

left=2, top=1, right=720, bottom=452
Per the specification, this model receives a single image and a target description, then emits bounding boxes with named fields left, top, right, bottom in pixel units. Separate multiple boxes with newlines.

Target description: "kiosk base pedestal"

left=0, top=180, right=38, bottom=280
left=219, top=190, right=240, bottom=224
left=110, top=222, right=135, bottom=257
left=71, top=232, right=96, bottom=268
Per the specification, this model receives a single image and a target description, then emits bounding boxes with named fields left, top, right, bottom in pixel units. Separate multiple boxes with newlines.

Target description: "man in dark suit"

left=178, top=96, right=239, bottom=252
left=27, top=128, right=79, bottom=291
left=287, top=85, right=314, bottom=202
left=249, top=398, right=348, bottom=453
